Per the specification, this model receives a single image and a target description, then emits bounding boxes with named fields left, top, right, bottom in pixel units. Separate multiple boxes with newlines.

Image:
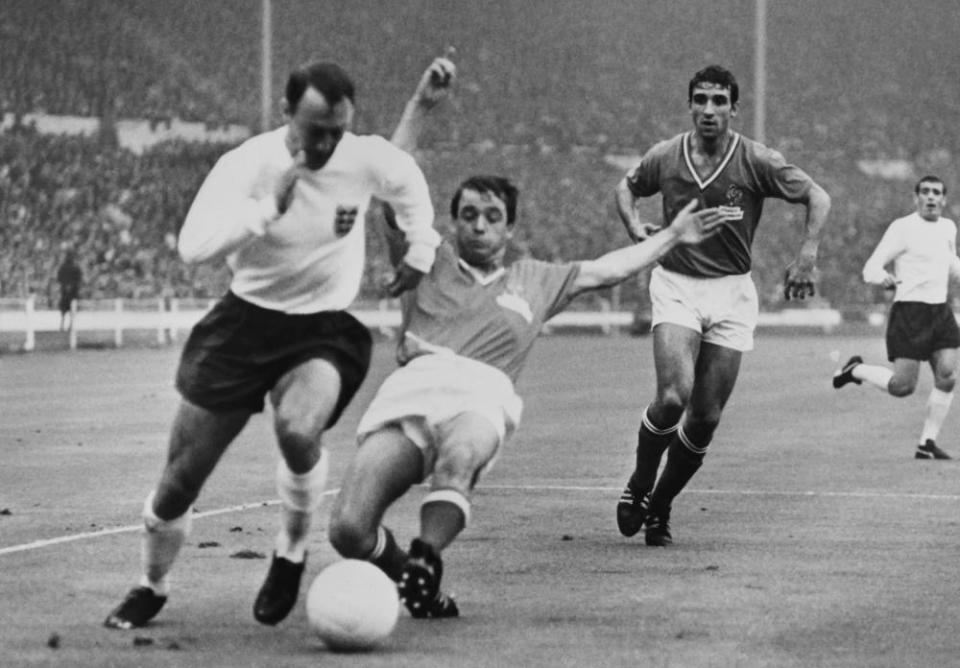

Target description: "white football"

left=305, top=559, right=400, bottom=652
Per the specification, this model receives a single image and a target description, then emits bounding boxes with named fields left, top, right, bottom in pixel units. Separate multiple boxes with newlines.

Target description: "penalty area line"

left=481, top=483, right=960, bottom=502
left=0, top=490, right=340, bottom=558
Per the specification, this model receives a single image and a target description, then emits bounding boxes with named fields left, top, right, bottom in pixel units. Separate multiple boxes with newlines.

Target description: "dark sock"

left=648, top=436, right=705, bottom=515
left=630, top=411, right=679, bottom=494
left=369, top=526, right=408, bottom=582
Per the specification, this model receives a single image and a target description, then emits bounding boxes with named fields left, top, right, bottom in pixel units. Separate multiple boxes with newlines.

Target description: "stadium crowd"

left=2, top=0, right=960, bottom=312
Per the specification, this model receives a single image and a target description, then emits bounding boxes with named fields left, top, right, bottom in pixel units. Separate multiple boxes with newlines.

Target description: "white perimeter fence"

left=0, top=296, right=862, bottom=352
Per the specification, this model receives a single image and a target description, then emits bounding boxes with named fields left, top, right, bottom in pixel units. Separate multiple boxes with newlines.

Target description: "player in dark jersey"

left=613, top=65, right=832, bottom=546
left=325, top=63, right=738, bottom=618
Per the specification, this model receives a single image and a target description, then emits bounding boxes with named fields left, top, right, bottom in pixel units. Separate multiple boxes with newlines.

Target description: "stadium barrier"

left=0, top=297, right=856, bottom=352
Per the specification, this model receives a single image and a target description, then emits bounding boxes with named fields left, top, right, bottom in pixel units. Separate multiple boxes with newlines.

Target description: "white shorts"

left=356, top=353, right=524, bottom=479
left=650, top=266, right=759, bottom=352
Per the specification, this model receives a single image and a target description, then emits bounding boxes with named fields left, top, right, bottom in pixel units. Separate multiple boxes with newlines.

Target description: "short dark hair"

left=450, top=175, right=519, bottom=225
left=915, top=175, right=946, bottom=195
left=688, top=65, right=739, bottom=106
left=285, top=62, right=355, bottom=113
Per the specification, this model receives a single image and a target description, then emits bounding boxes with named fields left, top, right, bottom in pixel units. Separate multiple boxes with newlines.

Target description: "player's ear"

left=280, top=97, right=292, bottom=119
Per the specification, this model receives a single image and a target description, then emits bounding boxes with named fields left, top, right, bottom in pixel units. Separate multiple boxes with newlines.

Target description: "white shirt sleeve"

left=177, top=148, right=280, bottom=265
left=369, top=138, right=440, bottom=273
left=862, top=222, right=903, bottom=285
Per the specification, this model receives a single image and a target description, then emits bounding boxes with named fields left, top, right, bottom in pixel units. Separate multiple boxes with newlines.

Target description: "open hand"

left=783, top=259, right=817, bottom=300
left=670, top=199, right=737, bottom=244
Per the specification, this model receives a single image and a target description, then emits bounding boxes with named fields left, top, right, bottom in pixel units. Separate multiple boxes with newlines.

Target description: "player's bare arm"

left=573, top=200, right=734, bottom=293
left=375, top=50, right=457, bottom=296
left=390, top=49, right=456, bottom=154
left=614, top=177, right=661, bottom=242
left=784, top=181, right=831, bottom=301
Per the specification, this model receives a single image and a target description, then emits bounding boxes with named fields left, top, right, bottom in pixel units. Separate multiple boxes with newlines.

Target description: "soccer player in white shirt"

left=325, top=60, right=738, bottom=618
left=833, top=175, right=960, bottom=460
left=104, top=59, right=446, bottom=630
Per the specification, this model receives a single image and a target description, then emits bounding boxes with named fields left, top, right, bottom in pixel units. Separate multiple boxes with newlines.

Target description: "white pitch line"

left=2, top=484, right=959, bottom=557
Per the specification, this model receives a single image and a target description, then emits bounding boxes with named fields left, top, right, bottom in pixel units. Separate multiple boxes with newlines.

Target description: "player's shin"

left=921, top=388, right=954, bottom=443
left=275, top=452, right=329, bottom=563
left=648, top=428, right=707, bottom=514
left=419, top=488, right=471, bottom=551
left=632, top=407, right=679, bottom=493
left=140, top=491, right=193, bottom=595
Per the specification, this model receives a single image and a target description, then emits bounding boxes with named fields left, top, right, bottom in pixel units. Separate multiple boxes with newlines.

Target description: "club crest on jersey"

left=721, top=185, right=745, bottom=220
left=334, top=205, right=359, bottom=237
left=496, top=291, right=533, bottom=323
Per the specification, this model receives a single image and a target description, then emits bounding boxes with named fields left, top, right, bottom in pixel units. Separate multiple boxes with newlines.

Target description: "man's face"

left=286, top=86, right=354, bottom=170
left=689, top=82, right=736, bottom=140
left=915, top=180, right=946, bottom=221
left=454, top=188, right=512, bottom=269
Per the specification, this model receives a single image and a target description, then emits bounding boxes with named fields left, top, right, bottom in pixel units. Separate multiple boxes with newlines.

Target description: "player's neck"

left=693, top=130, right=734, bottom=157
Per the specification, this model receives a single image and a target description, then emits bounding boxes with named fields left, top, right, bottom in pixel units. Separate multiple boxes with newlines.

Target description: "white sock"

left=274, top=453, right=328, bottom=563
left=139, top=492, right=192, bottom=596
left=854, top=363, right=895, bottom=392
left=920, top=388, right=954, bottom=443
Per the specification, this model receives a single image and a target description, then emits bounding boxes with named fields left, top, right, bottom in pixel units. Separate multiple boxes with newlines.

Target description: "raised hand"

left=414, top=47, right=457, bottom=108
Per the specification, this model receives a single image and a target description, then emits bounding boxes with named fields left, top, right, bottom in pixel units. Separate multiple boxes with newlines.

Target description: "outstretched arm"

left=572, top=201, right=736, bottom=293
left=783, top=182, right=831, bottom=300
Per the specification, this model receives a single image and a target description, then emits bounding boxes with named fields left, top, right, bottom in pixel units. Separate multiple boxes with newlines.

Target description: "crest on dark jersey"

left=725, top=185, right=745, bottom=207
left=334, top=205, right=359, bottom=237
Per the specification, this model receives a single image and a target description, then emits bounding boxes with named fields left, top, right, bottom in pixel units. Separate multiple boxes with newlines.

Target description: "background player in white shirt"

left=326, top=59, right=738, bottom=618
left=104, top=58, right=447, bottom=630
left=833, top=175, right=960, bottom=460
left=613, top=65, right=832, bottom=547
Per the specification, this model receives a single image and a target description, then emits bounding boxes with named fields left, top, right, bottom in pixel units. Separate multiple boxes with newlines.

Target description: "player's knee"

left=888, top=377, right=916, bottom=397
left=151, top=480, right=197, bottom=521
left=935, top=369, right=957, bottom=391
left=432, top=445, right=484, bottom=494
left=275, top=414, right=323, bottom=450
left=655, top=390, right=688, bottom=421
left=328, top=513, right=376, bottom=559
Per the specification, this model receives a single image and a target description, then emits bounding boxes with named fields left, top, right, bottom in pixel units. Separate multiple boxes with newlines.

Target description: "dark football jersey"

left=626, top=131, right=814, bottom=277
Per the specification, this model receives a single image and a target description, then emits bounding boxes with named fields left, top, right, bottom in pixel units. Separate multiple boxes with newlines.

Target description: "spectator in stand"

left=57, top=249, right=83, bottom=331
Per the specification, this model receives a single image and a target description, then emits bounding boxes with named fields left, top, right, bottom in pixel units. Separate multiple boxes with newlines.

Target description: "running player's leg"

left=104, top=400, right=249, bottom=629
left=917, top=347, right=958, bottom=459
left=646, top=342, right=740, bottom=546
left=328, top=425, right=425, bottom=580
left=618, top=323, right=697, bottom=537
left=401, top=411, right=499, bottom=619
left=254, top=358, right=340, bottom=625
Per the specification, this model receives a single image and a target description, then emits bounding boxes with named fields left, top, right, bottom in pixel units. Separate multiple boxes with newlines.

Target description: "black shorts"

left=175, top=292, right=372, bottom=423
left=885, top=301, right=960, bottom=362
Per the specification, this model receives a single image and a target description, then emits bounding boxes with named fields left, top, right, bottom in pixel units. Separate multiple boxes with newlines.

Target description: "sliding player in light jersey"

left=833, top=175, right=960, bottom=460
left=325, top=63, right=739, bottom=616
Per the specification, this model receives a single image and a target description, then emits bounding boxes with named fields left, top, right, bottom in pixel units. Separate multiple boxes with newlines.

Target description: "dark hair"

left=688, top=65, right=739, bottom=106
left=285, top=62, right=355, bottom=113
left=915, top=175, right=946, bottom=195
left=450, top=175, right=519, bottom=224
